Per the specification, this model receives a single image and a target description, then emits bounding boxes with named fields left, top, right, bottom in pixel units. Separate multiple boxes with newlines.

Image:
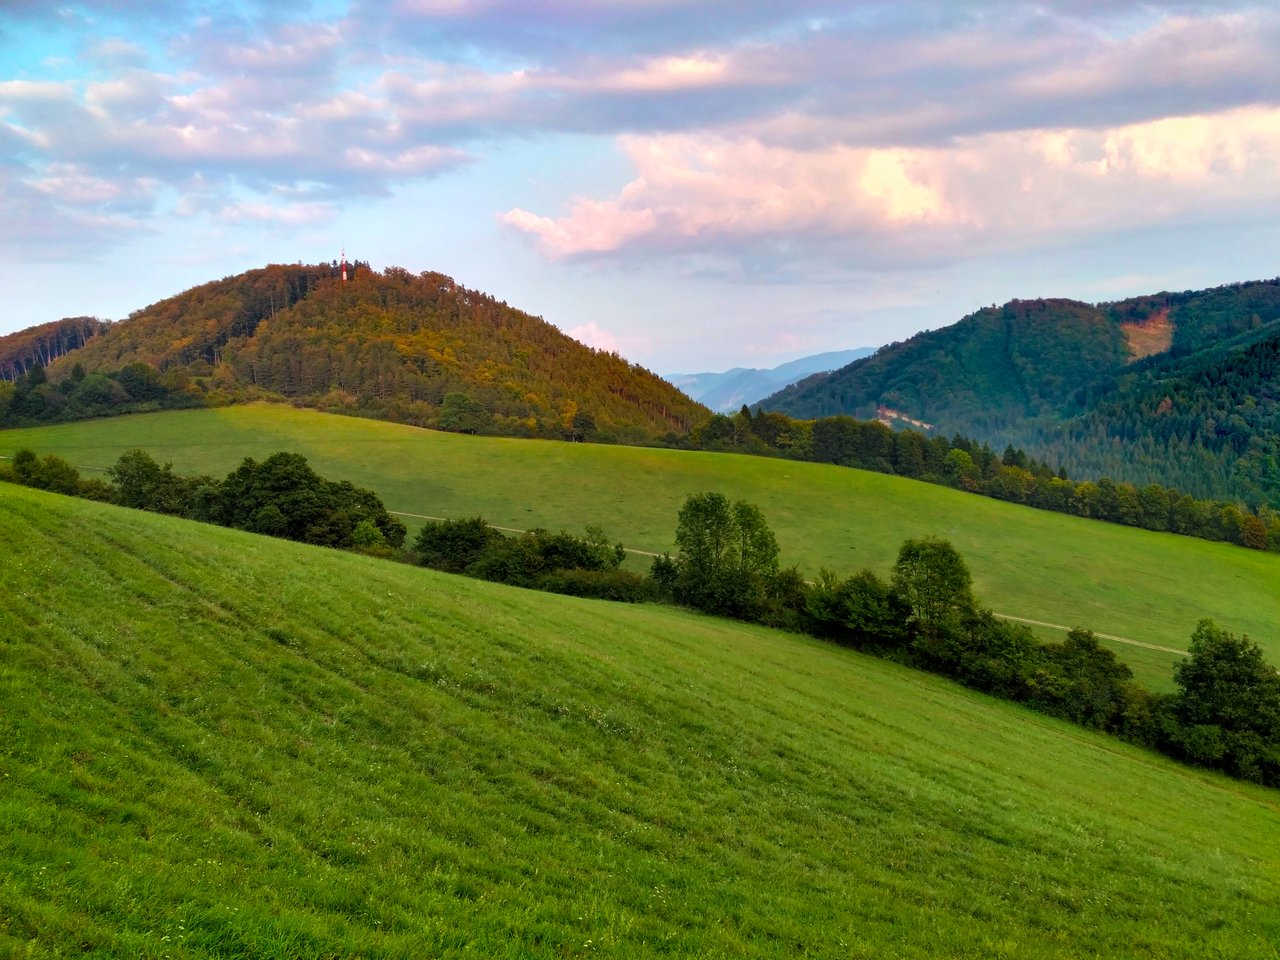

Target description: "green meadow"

left=3, top=484, right=1279, bottom=958
left=5, top=403, right=1280, bottom=690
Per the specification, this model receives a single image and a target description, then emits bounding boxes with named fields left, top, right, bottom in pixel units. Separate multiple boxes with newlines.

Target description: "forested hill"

left=16, top=263, right=707, bottom=441
left=0, top=317, right=110, bottom=381
left=766, top=298, right=1131, bottom=429
left=763, top=279, right=1280, bottom=504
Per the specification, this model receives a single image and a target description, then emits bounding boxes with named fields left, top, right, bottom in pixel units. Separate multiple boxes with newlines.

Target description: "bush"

left=413, top=517, right=505, bottom=573
left=535, top=568, right=652, bottom=602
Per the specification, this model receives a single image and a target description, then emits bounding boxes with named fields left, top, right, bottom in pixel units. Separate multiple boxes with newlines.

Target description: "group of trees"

left=3, top=448, right=405, bottom=552
left=411, top=517, right=648, bottom=601
left=681, top=407, right=1280, bottom=552
left=0, top=317, right=110, bottom=382
left=649, top=492, right=795, bottom=620
left=654, top=493, right=1280, bottom=786
left=0, top=360, right=201, bottom=427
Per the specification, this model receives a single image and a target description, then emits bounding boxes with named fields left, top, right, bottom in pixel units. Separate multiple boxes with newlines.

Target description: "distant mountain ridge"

left=763, top=278, right=1280, bottom=504
left=668, top=349, right=874, bottom=412
left=0, top=263, right=708, bottom=442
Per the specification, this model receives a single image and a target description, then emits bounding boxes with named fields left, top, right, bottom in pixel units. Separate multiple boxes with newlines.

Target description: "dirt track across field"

left=993, top=613, right=1186, bottom=656
left=394, top=511, right=1187, bottom=655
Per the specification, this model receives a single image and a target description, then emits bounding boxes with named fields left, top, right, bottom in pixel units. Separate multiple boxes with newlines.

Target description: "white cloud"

left=217, top=200, right=337, bottom=226
left=503, top=105, right=1280, bottom=264
left=566, top=320, right=621, bottom=353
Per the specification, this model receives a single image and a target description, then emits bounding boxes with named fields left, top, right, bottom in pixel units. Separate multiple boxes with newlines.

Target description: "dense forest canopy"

left=764, top=279, right=1280, bottom=505
left=8, top=262, right=706, bottom=442
left=0, top=317, right=111, bottom=381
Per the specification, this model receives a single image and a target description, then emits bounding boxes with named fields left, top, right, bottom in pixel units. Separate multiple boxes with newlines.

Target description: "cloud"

left=566, top=320, right=621, bottom=354
left=216, top=200, right=338, bottom=226
left=503, top=105, right=1280, bottom=266
left=3, top=0, right=1279, bottom=266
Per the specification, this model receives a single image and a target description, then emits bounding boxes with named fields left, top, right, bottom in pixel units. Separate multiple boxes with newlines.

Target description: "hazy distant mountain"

left=668, top=349, right=874, bottom=412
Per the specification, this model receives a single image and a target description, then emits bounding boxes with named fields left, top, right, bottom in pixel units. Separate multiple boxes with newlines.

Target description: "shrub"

left=535, top=568, right=652, bottom=602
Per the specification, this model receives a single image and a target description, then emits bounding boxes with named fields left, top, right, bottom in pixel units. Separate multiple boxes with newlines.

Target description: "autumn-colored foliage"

left=31, top=262, right=706, bottom=441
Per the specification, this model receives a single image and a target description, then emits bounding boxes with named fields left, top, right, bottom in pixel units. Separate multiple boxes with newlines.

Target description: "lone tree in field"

left=1169, top=619, right=1280, bottom=783
left=663, top=491, right=780, bottom=619
left=891, top=535, right=977, bottom=662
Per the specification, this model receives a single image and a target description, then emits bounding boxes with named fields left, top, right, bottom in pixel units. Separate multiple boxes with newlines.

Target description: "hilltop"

left=0, top=262, right=707, bottom=442
left=764, top=279, right=1280, bottom=503
left=4, top=483, right=1279, bottom=957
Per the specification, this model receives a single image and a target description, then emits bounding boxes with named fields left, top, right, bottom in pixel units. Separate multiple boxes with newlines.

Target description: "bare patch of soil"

left=1121, top=307, right=1173, bottom=360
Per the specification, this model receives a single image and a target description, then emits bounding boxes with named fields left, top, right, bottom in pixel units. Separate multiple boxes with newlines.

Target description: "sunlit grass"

left=2, top=485, right=1279, bottom=958
left=5, top=403, right=1280, bottom=690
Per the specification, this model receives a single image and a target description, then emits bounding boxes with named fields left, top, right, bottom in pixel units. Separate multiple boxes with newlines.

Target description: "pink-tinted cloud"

left=3, top=0, right=1279, bottom=270
left=503, top=104, right=1280, bottom=265
left=566, top=319, right=620, bottom=353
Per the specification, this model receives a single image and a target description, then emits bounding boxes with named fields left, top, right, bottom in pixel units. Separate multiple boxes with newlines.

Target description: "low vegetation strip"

left=3, top=485, right=1280, bottom=958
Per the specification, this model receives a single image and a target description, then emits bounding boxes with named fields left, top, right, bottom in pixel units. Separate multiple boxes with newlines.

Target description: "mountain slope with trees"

left=2, top=262, right=707, bottom=442
left=0, top=316, right=111, bottom=381
left=764, top=278, right=1280, bottom=504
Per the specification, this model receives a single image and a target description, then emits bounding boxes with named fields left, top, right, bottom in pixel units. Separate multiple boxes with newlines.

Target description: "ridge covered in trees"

left=0, top=262, right=706, bottom=442
left=764, top=279, right=1280, bottom=505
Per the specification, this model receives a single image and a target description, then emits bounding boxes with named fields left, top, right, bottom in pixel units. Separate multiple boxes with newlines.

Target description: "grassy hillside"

left=7, top=405, right=1280, bottom=688
left=3, top=484, right=1279, bottom=958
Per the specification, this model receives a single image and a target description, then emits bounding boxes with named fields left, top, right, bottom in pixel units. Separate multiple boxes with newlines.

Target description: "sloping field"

left=5, top=404, right=1279, bottom=686
left=2, top=484, right=1279, bottom=958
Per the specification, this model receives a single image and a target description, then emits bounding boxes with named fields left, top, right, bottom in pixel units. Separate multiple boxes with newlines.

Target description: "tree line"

left=406, top=492, right=1280, bottom=787
left=0, top=317, right=110, bottom=382
left=682, top=407, right=1280, bottom=552
left=650, top=493, right=1280, bottom=787
left=2, top=448, right=405, bottom=552
left=0, top=360, right=205, bottom=426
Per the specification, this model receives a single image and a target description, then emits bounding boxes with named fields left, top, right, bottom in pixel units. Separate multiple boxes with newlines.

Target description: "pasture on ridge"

left=5, top=402, right=1278, bottom=690
left=2, top=484, right=1279, bottom=958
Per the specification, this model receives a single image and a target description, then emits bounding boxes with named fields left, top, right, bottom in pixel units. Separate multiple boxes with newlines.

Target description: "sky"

left=2, top=2, right=1279, bottom=373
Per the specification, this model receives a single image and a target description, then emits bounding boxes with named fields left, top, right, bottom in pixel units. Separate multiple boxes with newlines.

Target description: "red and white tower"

left=341, top=248, right=348, bottom=282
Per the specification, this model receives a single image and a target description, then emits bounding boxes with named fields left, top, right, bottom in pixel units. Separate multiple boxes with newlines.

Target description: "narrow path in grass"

left=393, top=511, right=1182, bottom=655
left=991, top=613, right=1186, bottom=656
